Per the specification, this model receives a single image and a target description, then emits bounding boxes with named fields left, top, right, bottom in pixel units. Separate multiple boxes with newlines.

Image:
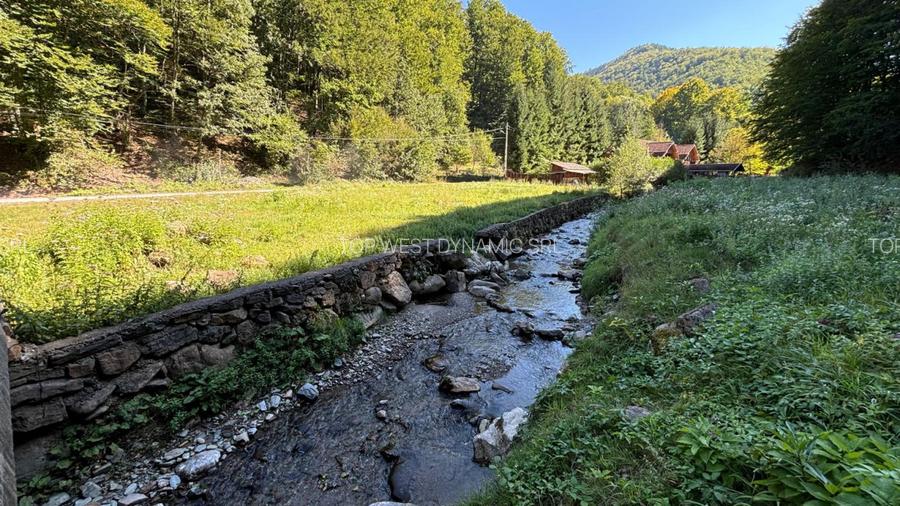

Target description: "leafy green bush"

left=601, top=137, right=676, bottom=197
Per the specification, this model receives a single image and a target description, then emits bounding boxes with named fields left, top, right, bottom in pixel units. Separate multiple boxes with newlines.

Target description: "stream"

left=183, top=215, right=596, bottom=506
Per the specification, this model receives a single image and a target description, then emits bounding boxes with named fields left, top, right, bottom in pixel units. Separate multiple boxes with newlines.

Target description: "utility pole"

left=504, top=122, right=509, bottom=175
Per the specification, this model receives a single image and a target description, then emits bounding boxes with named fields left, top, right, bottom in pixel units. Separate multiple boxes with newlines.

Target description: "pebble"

left=118, top=493, right=150, bottom=506
left=81, top=481, right=102, bottom=499
left=375, top=410, right=388, bottom=420
left=44, top=492, right=71, bottom=506
left=233, top=431, right=250, bottom=445
left=257, top=400, right=269, bottom=412
left=162, top=448, right=188, bottom=461
left=169, top=475, right=182, bottom=489
left=269, top=394, right=282, bottom=408
left=124, top=483, right=139, bottom=495
left=175, top=450, right=222, bottom=480
left=265, top=413, right=276, bottom=422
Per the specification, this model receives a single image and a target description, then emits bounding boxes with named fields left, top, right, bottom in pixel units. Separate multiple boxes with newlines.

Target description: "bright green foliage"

left=599, top=137, right=675, bottom=197
left=470, top=175, right=900, bottom=505
left=586, top=43, right=776, bottom=95
left=0, top=182, right=588, bottom=342
left=752, top=0, right=900, bottom=171
left=652, top=78, right=751, bottom=157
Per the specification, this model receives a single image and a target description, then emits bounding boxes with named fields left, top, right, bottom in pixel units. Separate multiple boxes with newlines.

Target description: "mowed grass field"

left=0, top=181, right=589, bottom=343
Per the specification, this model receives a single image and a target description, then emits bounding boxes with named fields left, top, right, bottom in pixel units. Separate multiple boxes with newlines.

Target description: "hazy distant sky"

left=499, top=0, right=819, bottom=72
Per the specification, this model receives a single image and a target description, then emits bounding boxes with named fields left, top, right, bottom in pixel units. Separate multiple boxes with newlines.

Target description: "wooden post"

left=0, top=309, right=15, bottom=505
left=503, top=122, right=509, bottom=175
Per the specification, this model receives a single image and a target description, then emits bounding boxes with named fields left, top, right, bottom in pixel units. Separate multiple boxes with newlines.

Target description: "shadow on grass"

left=9, top=189, right=600, bottom=343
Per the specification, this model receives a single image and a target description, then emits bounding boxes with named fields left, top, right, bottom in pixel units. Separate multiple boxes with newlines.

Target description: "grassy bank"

left=470, top=176, right=900, bottom=504
left=0, top=181, right=588, bottom=343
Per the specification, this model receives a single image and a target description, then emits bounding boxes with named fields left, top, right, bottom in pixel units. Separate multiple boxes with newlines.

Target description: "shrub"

left=157, top=159, right=241, bottom=184
left=602, top=137, right=675, bottom=197
left=27, top=129, right=123, bottom=192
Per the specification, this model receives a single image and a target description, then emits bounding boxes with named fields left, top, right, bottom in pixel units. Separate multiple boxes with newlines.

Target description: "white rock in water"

left=44, top=492, right=71, bottom=506
left=175, top=449, right=222, bottom=480
left=473, top=407, right=528, bottom=463
left=467, top=285, right=498, bottom=299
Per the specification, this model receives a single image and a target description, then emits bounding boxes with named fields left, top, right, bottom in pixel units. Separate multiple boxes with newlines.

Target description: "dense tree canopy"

left=586, top=44, right=776, bottom=96
left=0, top=0, right=662, bottom=182
left=752, top=0, right=900, bottom=171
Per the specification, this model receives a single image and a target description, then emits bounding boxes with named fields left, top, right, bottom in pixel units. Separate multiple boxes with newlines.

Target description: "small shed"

left=686, top=163, right=745, bottom=177
left=549, top=161, right=596, bottom=184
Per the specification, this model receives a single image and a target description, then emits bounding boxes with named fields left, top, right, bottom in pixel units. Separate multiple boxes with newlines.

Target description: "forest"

left=585, top=44, right=776, bottom=95
left=0, top=0, right=660, bottom=191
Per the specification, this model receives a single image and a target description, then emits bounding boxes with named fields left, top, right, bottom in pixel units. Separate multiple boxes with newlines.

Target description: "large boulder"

left=380, top=272, right=412, bottom=306
left=473, top=407, right=528, bottom=463
left=409, top=275, right=445, bottom=296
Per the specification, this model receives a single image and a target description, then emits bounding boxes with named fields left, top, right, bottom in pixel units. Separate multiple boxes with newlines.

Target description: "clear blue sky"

left=500, top=0, right=819, bottom=72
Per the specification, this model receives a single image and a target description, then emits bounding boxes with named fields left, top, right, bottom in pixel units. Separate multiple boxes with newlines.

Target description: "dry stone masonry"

left=4, top=194, right=605, bottom=479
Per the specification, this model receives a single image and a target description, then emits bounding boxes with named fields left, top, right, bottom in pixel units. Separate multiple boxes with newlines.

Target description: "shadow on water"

left=184, top=213, right=600, bottom=506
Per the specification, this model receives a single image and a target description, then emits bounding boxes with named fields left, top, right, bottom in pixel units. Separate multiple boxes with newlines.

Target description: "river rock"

left=362, top=287, right=383, bottom=305
left=119, top=493, right=150, bottom=506
left=511, top=321, right=535, bottom=339
left=409, top=274, right=446, bottom=295
left=444, top=270, right=466, bottom=293
left=468, top=279, right=501, bottom=290
left=81, top=481, right=102, bottom=499
left=298, top=382, right=319, bottom=401
left=675, top=303, right=718, bottom=334
left=381, top=271, right=412, bottom=306
left=175, top=449, right=221, bottom=480
left=468, top=286, right=498, bottom=299
left=44, top=492, right=71, bottom=506
left=369, top=502, right=416, bottom=506
left=439, top=376, right=480, bottom=394
left=473, top=407, right=528, bottom=463
left=556, top=269, right=582, bottom=281
left=422, top=354, right=449, bottom=373
left=534, top=327, right=564, bottom=340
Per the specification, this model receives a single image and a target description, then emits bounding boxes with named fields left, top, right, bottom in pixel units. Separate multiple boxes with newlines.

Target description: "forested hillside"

left=0, top=0, right=657, bottom=191
left=586, top=44, right=776, bottom=95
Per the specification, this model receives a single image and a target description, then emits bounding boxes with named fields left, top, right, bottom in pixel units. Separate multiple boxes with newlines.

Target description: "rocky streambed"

left=46, top=214, right=597, bottom=506
left=181, top=215, right=597, bottom=506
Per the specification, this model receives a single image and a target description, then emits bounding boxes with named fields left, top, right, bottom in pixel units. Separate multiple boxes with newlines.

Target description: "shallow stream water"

left=184, top=215, right=596, bottom=506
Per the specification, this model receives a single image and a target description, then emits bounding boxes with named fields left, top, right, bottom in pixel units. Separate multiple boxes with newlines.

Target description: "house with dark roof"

left=549, top=161, right=596, bottom=184
left=686, top=163, right=745, bottom=177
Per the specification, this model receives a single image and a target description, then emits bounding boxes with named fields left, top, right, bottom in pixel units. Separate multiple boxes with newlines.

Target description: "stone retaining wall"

left=474, top=193, right=606, bottom=245
left=1, top=310, right=15, bottom=505
left=5, top=193, right=603, bottom=478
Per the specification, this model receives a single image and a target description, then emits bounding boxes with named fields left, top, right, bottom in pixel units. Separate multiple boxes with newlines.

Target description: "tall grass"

left=470, top=175, right=900, bottom=505
left=0, top=181, right=588, bottom=343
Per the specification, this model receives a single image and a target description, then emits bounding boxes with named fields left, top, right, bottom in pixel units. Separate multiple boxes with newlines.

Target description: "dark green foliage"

left=470, top=176, right=900, bottom=505
left=752, top=0, right=900, bottom=172
left=586, top=43, right=776, bottom=96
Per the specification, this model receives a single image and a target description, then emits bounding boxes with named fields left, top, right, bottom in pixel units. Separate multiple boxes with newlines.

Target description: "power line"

left=3, top=107, right=503, bottom=143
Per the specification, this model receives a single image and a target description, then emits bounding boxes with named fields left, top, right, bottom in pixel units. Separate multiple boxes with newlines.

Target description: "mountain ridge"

left=584, top=44, right=776, bottom=96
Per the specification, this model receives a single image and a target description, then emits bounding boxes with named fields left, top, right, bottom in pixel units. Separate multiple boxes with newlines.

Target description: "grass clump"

left=0, top=181, right=588, bottom=343
left=469, top=175, right=900, bottom=505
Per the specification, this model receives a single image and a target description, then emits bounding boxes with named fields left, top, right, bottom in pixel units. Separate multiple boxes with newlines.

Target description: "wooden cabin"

left=642, top=141, right=678, bottom=159
left=675, top=144, right=700, bottom=165
left=549, top=161, right=596, bottom=184
left=686, top=163, right=745, bottom=177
